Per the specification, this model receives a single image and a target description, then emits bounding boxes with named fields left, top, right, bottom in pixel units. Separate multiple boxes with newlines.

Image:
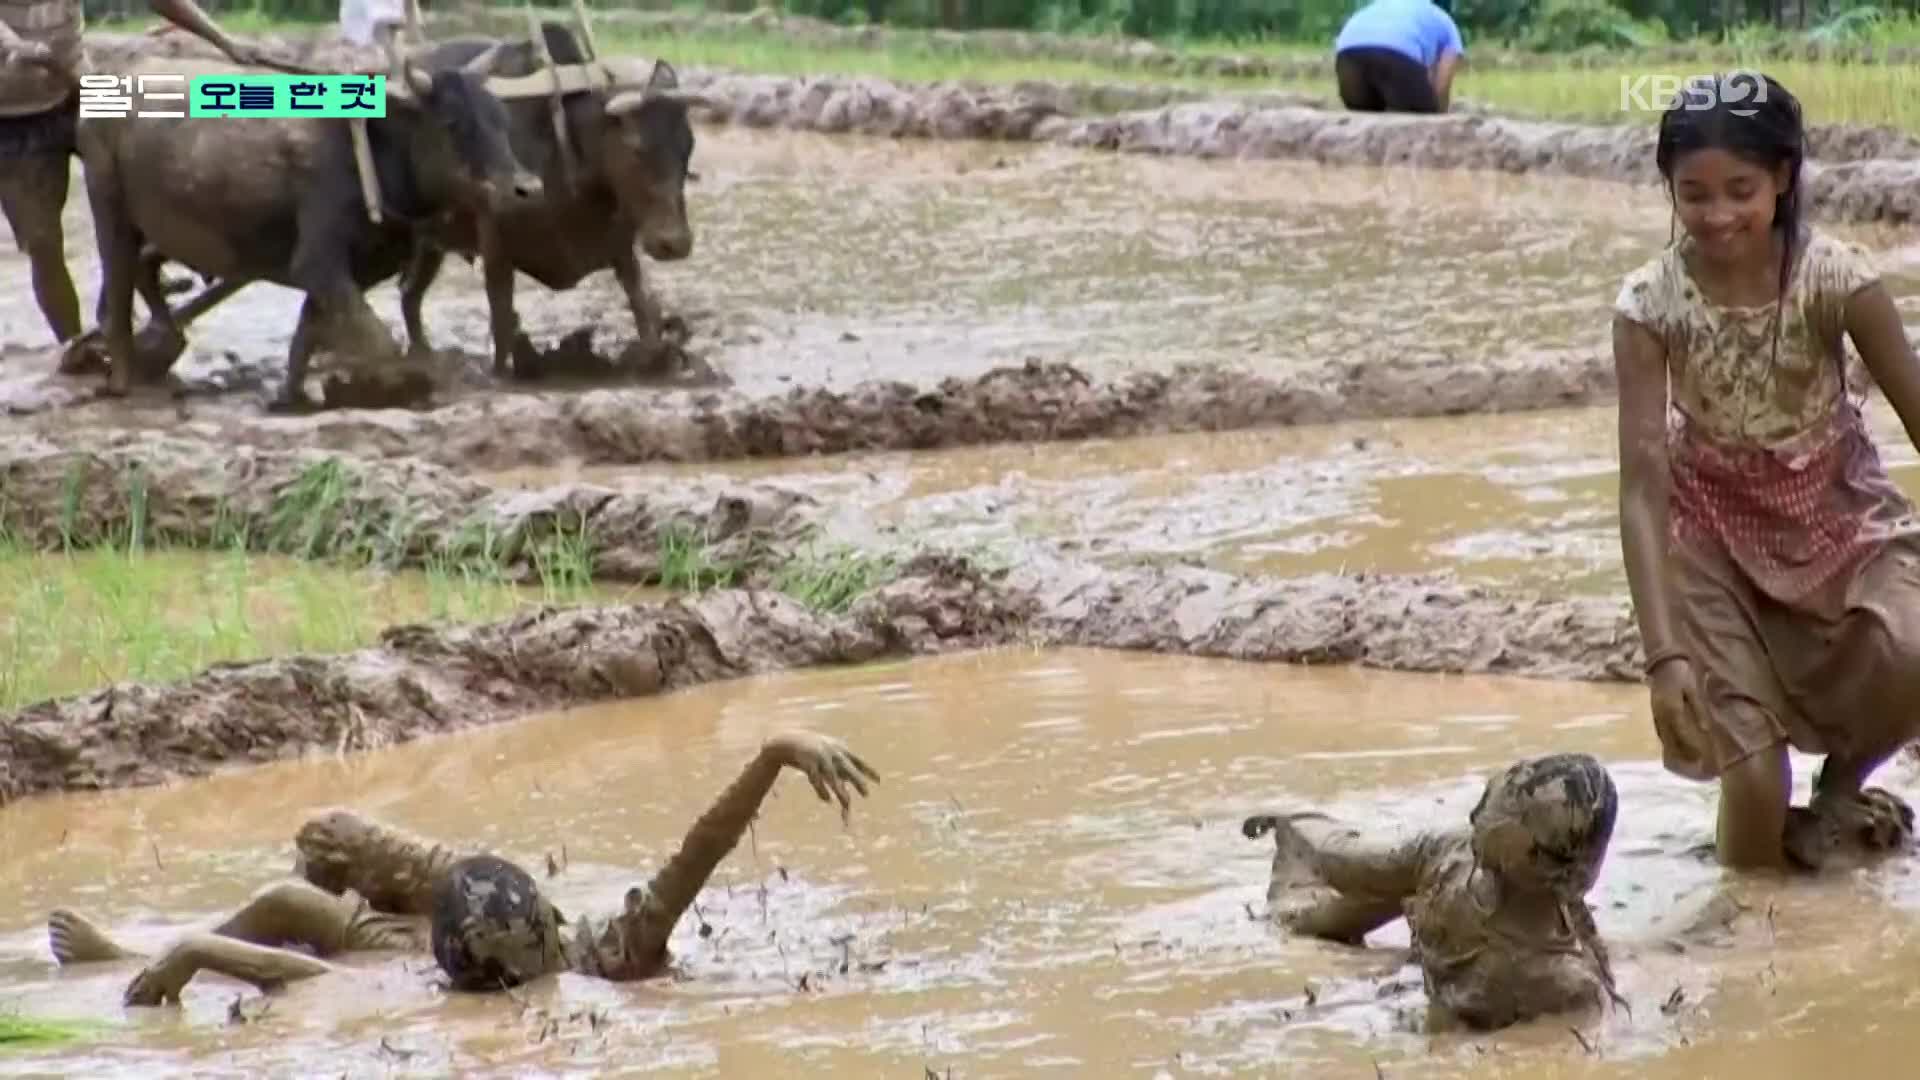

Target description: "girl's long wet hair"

left=1654, top=72, right=1805, bottom=368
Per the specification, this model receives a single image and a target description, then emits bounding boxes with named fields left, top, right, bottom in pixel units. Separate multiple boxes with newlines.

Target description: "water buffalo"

left=76, top=50, right=543, bottom=410
left=396, top=25, right=697, bottom=377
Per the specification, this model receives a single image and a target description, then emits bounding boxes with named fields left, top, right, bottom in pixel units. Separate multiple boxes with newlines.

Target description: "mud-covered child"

left=1243, top=753, right=1623, bottom=1032
left=46, top=730, right=879, bottom=1003
left=1613, top=72, right=1920, bottom=872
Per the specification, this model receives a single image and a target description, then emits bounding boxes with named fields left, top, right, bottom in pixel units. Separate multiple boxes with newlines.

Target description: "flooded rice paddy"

left=3, top=648, right=1919, bottom=1077
left=3, top=66, right=1920, bottom=1079
left=6, top=128, right=1918, bottom=403
left=490, top=400, right=1920, bottom=595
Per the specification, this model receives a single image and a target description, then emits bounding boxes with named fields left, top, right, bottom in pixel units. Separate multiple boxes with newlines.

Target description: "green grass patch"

left=0, top=1014, right=107, bottom=1051
left=0, top=530, right=608, bottom=712
left=770, top=542, right=902, bottom=614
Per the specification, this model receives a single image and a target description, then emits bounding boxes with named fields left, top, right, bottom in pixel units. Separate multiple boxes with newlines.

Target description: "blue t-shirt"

left=1334, top=0, right=1465, bottom=68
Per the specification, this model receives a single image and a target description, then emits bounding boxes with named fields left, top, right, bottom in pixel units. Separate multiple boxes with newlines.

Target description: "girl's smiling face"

left=1668, top=146, right=1794, bottom=268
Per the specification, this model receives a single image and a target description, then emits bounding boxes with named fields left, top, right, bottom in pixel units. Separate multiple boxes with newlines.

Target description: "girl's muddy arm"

left=122, top=933, right=334, bottom=1007
left=1847, top=284, right=1920, bottom=451
left=623, top=733, right=880, bottom=959
left=1613, top=314, right=1682, bottom=663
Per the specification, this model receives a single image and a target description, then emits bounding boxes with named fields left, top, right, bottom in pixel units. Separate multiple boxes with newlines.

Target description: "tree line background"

left=85, top=0, right=1920, bottom=51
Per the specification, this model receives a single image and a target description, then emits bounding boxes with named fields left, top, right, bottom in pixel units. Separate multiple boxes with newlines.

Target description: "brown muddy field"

left=3, top=24, right=1920, bottom=1077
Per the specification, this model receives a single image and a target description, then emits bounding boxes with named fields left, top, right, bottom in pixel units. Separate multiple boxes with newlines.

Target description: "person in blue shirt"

left=1333, top=0, right=1466, bottom=114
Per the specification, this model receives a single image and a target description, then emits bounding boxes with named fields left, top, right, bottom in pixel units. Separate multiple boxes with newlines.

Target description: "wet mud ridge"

left=676, top=72, right=1920, bottom=222
left=0, top=433, right=1646, bottom=801
left=0, top=433, right=824, bottom=582
left=43, top=354, right=1617, bottom=470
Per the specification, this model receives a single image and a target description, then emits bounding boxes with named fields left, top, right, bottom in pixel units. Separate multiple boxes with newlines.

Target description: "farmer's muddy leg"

left=0, top=145, right=83, bottom=348
left=293, top=808, right=463, bottom=916
left=123, top=933, right=335, bottom=1007
left=1242, top=813, right=1427, bottom=945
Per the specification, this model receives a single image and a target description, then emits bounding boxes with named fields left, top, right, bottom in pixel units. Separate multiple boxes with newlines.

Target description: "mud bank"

left=0, top=547, right=1642, bottom=799
left=51, top=355, right=1615, bottom=470
left=677, top=71, right=1920, bottom=210
left=0, top=433, right=820, bottom=582
left=459, top=6, right=1920, bottom=77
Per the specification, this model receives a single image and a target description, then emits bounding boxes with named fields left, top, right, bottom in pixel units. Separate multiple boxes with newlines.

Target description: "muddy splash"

left=34, top=354, right=1616, bottom=470
left=0, top=433, right=819, bottom=583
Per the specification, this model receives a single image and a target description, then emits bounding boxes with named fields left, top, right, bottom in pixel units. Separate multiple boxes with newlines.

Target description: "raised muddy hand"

left=47, top=909, right=142, bottom=966
left=767, top=730, right=882, bottom=825
left=584, top=731, right=883, bottom=979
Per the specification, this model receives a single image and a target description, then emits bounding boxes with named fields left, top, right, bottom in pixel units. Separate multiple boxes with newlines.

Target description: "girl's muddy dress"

left=1615, top=230, right=1920, bottom=800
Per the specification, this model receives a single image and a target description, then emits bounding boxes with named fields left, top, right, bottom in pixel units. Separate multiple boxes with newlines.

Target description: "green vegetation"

left=0, top=1014, right=107, bottom=1051
left=0, top=532, right=604, bottom=711
left=0, top=459, right=921, bottom=709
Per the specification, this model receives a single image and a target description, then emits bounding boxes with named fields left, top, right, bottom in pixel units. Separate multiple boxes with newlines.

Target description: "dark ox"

left=76, top=53, right=542, bottom=410
left=397, top=25, right=697, bottom=376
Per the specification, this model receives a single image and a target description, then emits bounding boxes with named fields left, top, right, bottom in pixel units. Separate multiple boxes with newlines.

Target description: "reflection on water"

left=0, top=648, right=1914, bottom=1076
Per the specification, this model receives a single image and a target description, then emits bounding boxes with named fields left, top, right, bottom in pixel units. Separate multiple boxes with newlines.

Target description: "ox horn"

left=461, top=41, right=507, bottom=77
left=646, top=59, right=679, bottom=93
left=604, top=60, right=694, bottom=116
left=399, top=56, right=434, bottom=97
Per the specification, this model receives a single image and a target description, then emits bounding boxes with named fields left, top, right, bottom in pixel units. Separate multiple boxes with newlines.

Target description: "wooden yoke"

left=528, top=1, right=577, bottom=194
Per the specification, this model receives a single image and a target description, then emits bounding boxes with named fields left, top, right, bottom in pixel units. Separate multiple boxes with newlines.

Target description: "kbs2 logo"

left=1618, top=71, right=1769, bottom=116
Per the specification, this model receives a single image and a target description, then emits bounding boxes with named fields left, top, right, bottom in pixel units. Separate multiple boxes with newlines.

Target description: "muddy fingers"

left=1243, top=815, right=1281, bottom=840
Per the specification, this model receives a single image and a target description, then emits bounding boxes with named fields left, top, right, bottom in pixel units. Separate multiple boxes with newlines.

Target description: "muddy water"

left=486, top=398, right=1920, bottom=595
left=8, top=128, right=1917, bottom=405
left=0, top=648, right=1915, bottom=1076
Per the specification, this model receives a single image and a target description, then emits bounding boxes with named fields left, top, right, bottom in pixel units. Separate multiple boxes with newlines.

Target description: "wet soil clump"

left=37, top=353, right=1616, bottom=470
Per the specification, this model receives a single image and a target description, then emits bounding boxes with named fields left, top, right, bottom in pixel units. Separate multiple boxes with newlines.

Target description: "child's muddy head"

left=1468, top=753, right=1618, bottom=899
left=1655, top=71, right=1803, bottom=271
left=430, top=854, right=569, bottom=992
left=291, top=809, right=383, bottom=892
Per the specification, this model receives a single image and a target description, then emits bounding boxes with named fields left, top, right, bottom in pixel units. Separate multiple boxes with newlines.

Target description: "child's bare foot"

left=48, top=909, right=138, bottom=966
left=1784, top=787, right=1916, bottom=870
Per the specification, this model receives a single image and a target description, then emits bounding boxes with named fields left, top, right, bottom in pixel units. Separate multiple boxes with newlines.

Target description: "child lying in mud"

left=46, top=730, right=879, bottom=1003
left=1242, top=753, right=1622, bottom=1032
left=1614, top=72, right=1920, bottom=872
